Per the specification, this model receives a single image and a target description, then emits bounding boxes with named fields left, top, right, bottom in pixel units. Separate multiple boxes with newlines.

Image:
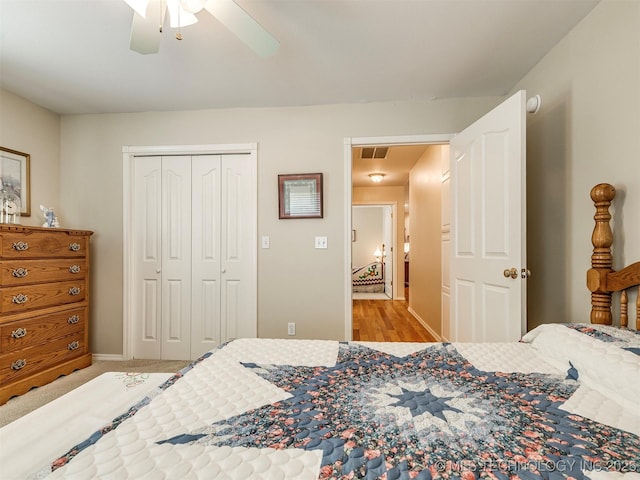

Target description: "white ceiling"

left=0, top=0, right=598, bottom=115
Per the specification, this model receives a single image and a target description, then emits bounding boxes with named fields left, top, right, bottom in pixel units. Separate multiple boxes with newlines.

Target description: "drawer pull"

left=12, top=294, right=28, bottom=304
left=69, top=265, right=81, bottom=274
left=12, top=267, right=28, bottom=278
left=68, top=243, right=81, bottom=252
left=68, top=341, right=79, bottom=351
left=11, top=327, right=27, bottom=339
left=11, top=241, right=29, bottom=251
left=68, top=286, right=81, bottom=296
left=68, top=314, right=80, bottom=324
left=11, top=359, right=27, bottom=370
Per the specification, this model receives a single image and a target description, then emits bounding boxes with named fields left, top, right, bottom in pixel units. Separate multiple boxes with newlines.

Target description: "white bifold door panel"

left=133, top=154, right=256, bottom=360
left=450, top=90, right=526, bottom=343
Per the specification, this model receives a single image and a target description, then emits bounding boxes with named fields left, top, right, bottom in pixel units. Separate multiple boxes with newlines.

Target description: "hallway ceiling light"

left=369, top=173, right=385, bottom=183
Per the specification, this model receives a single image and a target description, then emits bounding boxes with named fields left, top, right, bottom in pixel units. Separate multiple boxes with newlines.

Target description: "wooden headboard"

left=587, top=183, right=640, bottom=328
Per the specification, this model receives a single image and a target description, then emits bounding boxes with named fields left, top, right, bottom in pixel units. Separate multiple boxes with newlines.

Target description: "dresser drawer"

left=0, top=232, right=88, bottom=259
left=0, top=307, right=86, bottom=354
left=0, top=280, right=86, bottom=314
left=0, top=259, right=86, bottom=286
left=0, top=333, right=85, bottom=384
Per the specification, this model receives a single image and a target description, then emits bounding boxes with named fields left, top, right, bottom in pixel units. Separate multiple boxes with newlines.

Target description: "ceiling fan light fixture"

left=167, top=0, right=199, bottom=27
left=369, top=173, right=385, bottom=183
left=124, top=0, right=149, bottom=17
left=180, top=0, right=205, bottom=14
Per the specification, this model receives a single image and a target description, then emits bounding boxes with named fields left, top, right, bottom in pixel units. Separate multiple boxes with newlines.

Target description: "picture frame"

left=0, top=147, right=31, bottom=216
left=278, top=173, right=323, bottom=219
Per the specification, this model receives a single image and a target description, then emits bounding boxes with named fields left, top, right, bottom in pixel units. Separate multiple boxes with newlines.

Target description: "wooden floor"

left=352, top=289, right=436, bottom=342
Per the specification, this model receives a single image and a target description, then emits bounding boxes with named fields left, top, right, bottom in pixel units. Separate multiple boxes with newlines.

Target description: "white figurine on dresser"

left=40, top=204, right=60, bottom=228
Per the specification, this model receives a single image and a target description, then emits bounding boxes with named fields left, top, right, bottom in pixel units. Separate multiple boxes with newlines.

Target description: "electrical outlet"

left=287, top=322, right=296, bottom=335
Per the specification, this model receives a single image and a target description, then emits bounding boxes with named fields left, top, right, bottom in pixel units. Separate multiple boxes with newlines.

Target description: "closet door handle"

left=221, top=268, right=226, bottom=274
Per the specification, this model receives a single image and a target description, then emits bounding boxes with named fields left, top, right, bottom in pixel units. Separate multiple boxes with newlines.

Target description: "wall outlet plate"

left=314, top=236, right=327, bottom=249
left=287, top=322, right=295, bottom=335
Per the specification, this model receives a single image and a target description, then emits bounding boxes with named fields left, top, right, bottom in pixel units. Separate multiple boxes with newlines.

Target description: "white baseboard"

left=407, top=307, right=442, bottom=342
left=92, top=353, right=125, bottom=362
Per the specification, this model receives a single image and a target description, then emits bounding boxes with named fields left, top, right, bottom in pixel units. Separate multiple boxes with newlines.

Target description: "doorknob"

left=503, top=268, right=518, bottom=279
left=221, top=268, right=226, bottom=273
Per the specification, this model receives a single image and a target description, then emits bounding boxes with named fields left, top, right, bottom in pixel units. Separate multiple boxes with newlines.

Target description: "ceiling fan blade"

left=204, top=0, right=279, bottom=57
left=130, top=0, right=165, bottom=55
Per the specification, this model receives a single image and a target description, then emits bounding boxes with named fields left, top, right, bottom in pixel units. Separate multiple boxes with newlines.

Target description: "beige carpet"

left=0, top=359, right=190, bottom=428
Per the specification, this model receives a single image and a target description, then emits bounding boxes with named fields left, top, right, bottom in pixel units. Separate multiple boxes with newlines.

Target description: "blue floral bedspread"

left=565, top=324, right=640, bottom=355
left=141, top=343, right=639, bottom=479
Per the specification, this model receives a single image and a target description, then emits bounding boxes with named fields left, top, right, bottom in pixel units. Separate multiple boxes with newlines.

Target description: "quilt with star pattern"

left=26, top=328, right=640, bottom=479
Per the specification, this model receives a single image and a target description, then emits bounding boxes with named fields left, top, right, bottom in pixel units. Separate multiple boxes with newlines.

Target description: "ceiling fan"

left=123, top=0, right=279, bottom=57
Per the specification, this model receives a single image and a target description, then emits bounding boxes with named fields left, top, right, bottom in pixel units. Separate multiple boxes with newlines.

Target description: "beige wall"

left=0, top=89, right=60, bottom=224
left=353, top=186, right=407, bottom=299
left=511, top=0, right=640, bottom=329
left=58, top=98, right=499, bottom=355
left=408, top=146, right=443, bottom=336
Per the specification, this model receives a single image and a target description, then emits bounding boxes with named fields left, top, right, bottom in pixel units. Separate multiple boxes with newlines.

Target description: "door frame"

left=122, top=143, right=257, bottom=360
left=344, top=135, right=453, bottom=341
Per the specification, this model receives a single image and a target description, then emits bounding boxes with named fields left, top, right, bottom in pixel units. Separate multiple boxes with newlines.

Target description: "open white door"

left=450, top=90, right=527, bottom=342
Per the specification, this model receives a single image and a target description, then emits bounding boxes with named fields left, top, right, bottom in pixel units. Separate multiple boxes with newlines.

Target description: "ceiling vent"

left=361, top=147, right=389, bottom=159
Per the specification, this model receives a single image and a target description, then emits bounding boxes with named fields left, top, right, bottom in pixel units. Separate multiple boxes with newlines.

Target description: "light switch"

left=315, top=236, right=328, bottom=249
left=261, top=236, right=270, bottom=249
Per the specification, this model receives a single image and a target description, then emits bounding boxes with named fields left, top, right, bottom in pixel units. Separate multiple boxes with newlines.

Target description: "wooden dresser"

left=0, top=225, right=93, bottom=404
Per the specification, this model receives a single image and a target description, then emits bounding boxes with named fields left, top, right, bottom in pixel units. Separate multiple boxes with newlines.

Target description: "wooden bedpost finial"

left=588, top=183, right=615, bottom=325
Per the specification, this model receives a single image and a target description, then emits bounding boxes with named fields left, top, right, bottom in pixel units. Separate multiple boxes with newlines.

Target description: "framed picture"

left=0, top=147, right=30, bottom=216
left=278, top=173, right=323, bottom=219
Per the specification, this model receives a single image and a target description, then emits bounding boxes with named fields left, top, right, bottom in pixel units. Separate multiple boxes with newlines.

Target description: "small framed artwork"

left=278, top=173, right=323, bottom=219
left=0, top=147, right=30, bottom=216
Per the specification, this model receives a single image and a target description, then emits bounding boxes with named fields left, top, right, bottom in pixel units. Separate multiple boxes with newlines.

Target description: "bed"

left=352, top=261, right=384, bottom=293
left=1, top=183, right=639, bottom=479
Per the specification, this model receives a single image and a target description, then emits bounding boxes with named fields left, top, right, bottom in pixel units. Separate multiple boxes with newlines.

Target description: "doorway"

left=352, top=205, right=393, bottom=300
left=347, top=137, right=453, bottom=342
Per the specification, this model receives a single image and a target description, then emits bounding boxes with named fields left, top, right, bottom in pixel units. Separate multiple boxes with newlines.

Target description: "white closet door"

left=220, top=154, right=257, bottom=342
left=191, top=155, right=222, bottom=356
left=133, top=152, right=256, bottom=360
left=133, top=156, right=162, bottom=359
left=160, top=156, right=192, bottom=360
